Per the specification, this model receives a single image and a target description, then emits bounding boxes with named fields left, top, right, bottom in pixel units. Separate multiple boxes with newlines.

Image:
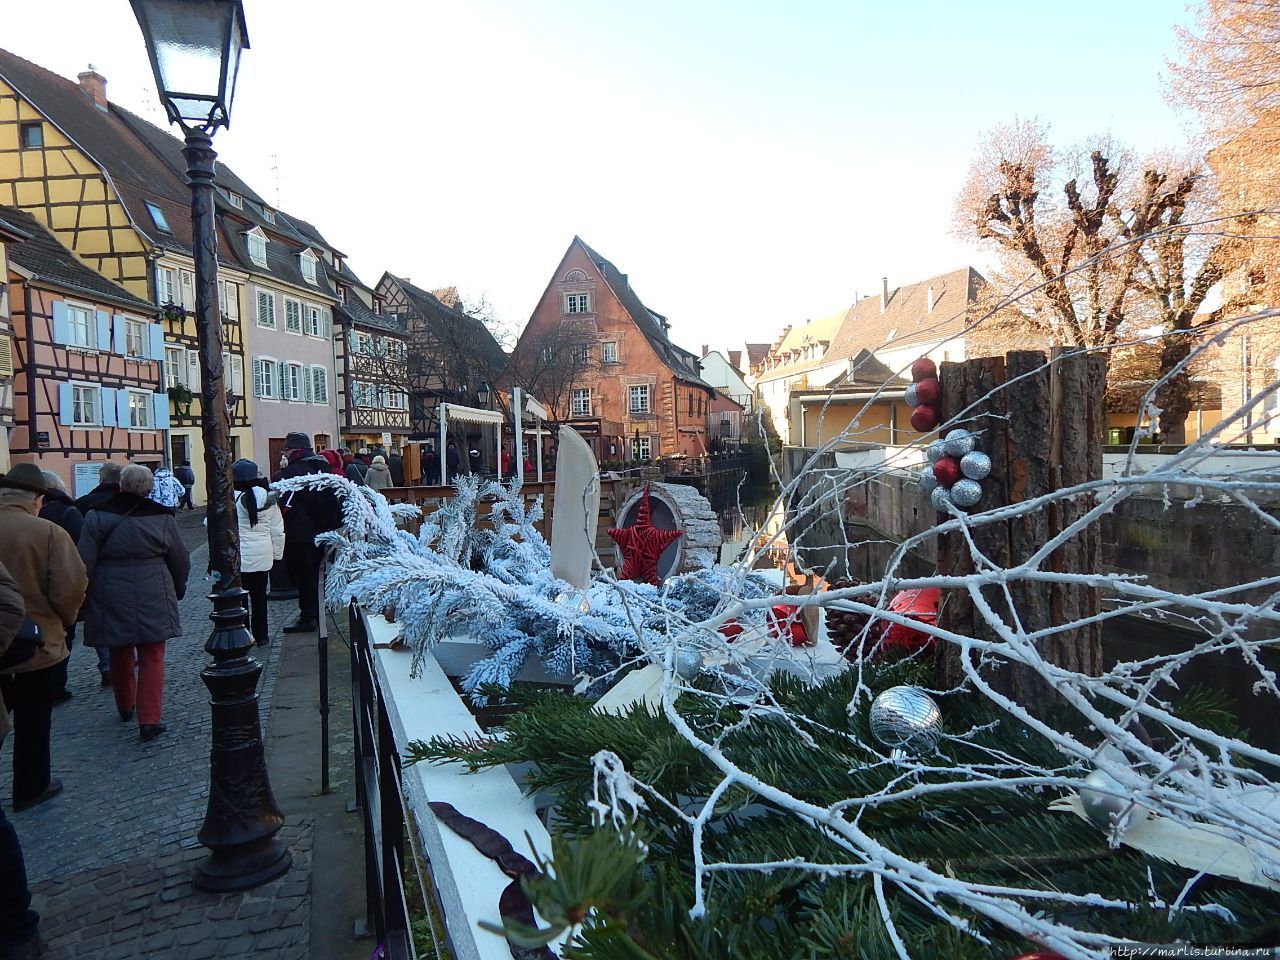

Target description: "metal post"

left=513, top=386, right=524, bottom=483
left=318, top=554, right=330, bottom=795
left=438, top=403, right=447, bottom=485
left=186, top=129, right=290, bottom=892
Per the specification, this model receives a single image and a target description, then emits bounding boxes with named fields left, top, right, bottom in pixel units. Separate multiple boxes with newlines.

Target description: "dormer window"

left=245, top=227, right=267, bottom=267
left=263, top=208, right=276, bottom=225
left=227, top=191, right=244, bottom=209
left=300, top=250, right=318, bottom=285
left=144, top=201, right=170, bottom=233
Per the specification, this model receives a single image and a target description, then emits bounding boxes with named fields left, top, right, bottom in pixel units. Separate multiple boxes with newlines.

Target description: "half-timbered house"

left=0, top=212, right=23, bottom=469
left=334, top=266, right=409, bottom=452
left=1, top=204, right=165, bottom=495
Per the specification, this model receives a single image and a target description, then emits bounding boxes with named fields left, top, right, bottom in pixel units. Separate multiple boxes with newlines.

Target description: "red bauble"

left=913, top=377, right=940, bottom=405
left=910, top=404, right=939, bottom=432
left=933, top=456, right=962, bottom=487
left=608, top=484, right=683, bottom=585
left=911, top=357, right=937, bottom=382
left=766, top=604, right=813, bottom=647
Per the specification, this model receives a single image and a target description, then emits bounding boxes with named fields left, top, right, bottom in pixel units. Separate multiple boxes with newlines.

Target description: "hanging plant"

left=160, top=301, right=187, bottom=322
left=167, top=384, right=194, bottom=415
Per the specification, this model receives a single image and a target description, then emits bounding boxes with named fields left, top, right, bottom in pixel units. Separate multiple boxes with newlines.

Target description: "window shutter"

left=302, top=366, right=313, bottom=402
left=257, top=290, right=272, bottom=326
left=115, top=389, right=131, bottom=427
left=231, top=354, right=245, bottom=395
left=0, top=337, right=12, bottom=378
left=95, top=310, right=111, bottom=350
left=187, top=350, right=200, bottom=389
left=320, top=309, right=331, bottom=339
left=152, top=392, right=170, bottom=430
left=277, top=361, right=287, bottom=399
left=252, top=358, right=264, bottom=398
left=314, top=368, right=327, bottom=405
left=58, top=382, right=74, bottom=425
left=148, top=324, right=165, bottom=361
left=179, top=270, right=195, bottom=310
left=100, top=387, right=118, bottom=426
left=51, top=301, right=70, bottom=345
left=112, top=314, right=127, bottom=354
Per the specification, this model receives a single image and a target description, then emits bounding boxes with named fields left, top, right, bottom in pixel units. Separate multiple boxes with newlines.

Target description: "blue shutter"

left=116, top=389, right=131, bottom=427
left=94, top=310, right=110, bottom=351
left=152, top=393, right=170, bottom=430
left=112, top=315, right=127, bottom=354
left=52, top=301, right=70, bottom=345
left=147, top=323, right=164, bottom=362
left=58, top=382, right=74, bottom=425
left=100, top=387, right=117, bottom=426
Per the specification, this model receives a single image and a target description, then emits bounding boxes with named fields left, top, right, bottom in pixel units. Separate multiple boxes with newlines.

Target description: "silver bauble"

left=960, top=450, right=992, bottom=480
left=918, top=466, right=938, bottom=494
left=904, top=383, right=919, bottom=407
left=950, top=478, right=983, bottom=509
left=675, top=649, right=703, bottom=680
left=926, top=440, right=947, bottom=464
left=1079, top=769, right=1128, bottom=830
left=868, top=685, right=943, bottom=751
left=943, top=428, right=975, bottom=458
left=930, top=485, right=953, bottom=512
left=554, top=590, right=591, bottom=615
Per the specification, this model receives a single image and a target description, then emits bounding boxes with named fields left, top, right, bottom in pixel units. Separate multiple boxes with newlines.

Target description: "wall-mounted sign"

left=35, top=431, right=49, bottom=448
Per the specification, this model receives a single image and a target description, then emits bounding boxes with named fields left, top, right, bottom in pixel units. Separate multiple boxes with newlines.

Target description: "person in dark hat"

left=278, top=453, right=343, bottom=634
left=0, top=464, right=88, bottom=810
left=274, top=432, right=315, bottom=482
left=231, top=460, right=284, bottom=646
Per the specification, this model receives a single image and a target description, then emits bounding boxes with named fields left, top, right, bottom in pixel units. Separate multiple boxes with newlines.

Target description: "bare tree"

left=503, top=319, right=602, bottom=431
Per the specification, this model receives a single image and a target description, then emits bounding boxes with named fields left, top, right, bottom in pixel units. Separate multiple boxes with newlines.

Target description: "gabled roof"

left=1, top=204, right=151, bottom=311
left=381, top=273, right=507, bottom=367
left=573, top=238, right=711, bottom=389
left=217, top=209, right=338, bottom=298
left=743, top=342, right=771, bottom=367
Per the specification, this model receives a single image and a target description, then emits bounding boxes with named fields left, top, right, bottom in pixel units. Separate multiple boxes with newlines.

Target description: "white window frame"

left=127, top=389, right=152, bottom=429
left=254, top=356, right=279, bottom=400
left=628, top=383, right=651, bottom=415
left=227, top=191, right=244, bottom=209
left=300, top=251, right=318, bottom=285
left=284, top=362, right=303, bottom=401
left=602, top=341, right=618, bottom=364
left=355, top=380, right=375, bottom=408
left=156, top=266, right=176, bottom=306
left=219, top=278, right=239, bottom=320
left=262, top=207, right=276, bottom=224
left=305, top=304, right=328, bottom=338
left=66, top=302, right=94, bottom=349
left=386, top=389, right=407, bottom=411
left=178, top=269, right=195, bottom=310
left=571, top=388, right=591, bottom=417
left=124, top=317, right=147, bottom=358
left=71, top=383, right=99, bottom=426
left=284, top=296, right=303, bottom=334
left=246, top=228, right=268, bottom=267
left=564, top=292, right=591, bottom=314
left=256, top=290, right=276, bottom=329
left=164, top=345, right=187, bottom=388
left=635, top=436, right=652, bottom=460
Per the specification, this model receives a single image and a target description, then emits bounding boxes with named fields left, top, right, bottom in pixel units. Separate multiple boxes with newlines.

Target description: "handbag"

left=0, top=619, right=41, bottom=672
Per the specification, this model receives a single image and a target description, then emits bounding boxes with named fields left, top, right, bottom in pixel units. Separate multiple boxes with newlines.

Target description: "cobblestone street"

left=0, top=513, right=318, bottom=958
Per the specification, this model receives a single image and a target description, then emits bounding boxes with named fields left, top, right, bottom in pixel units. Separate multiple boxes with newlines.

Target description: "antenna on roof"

left=270, top=154, right=281, bottom=209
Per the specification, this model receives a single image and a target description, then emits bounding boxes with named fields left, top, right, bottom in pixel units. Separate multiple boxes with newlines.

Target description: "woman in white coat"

left=232, top=459, right=285, bottom=646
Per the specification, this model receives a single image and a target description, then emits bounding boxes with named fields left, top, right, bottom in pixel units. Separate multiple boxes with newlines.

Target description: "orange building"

left=509, top=237, right=714, bottom=462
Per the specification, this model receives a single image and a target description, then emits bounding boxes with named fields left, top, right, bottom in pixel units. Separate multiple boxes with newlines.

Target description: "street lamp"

left=476, top=380, right=491, bottom=406
left=131, top=0, right=290, bottom=892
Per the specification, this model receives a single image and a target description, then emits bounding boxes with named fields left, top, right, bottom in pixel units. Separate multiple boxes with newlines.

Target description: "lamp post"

left=131, top=0, right=290, bottom=892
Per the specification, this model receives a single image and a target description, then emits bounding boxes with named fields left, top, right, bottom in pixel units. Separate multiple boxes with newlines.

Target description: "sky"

left=5, top=1, right=1198, bottom=352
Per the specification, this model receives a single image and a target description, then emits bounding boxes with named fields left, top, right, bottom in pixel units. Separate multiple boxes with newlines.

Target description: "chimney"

left=927, top=285, right=935, bottom=313
left=77, top=65, right=108, bottom=112
left=701, top=344, right=709, bottom=357
left=880, top=277, right=889, bottom=313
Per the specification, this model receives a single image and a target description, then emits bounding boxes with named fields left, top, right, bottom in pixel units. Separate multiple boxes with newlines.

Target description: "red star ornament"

left=608, top=483, right=682, bottom=585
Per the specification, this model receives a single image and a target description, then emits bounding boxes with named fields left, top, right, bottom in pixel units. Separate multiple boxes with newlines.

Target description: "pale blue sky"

left=6, top=1, right=1197, bottom=349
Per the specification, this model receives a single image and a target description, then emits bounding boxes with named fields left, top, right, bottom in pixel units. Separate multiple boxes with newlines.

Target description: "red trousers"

left=109, top=644, right=166, bottom=726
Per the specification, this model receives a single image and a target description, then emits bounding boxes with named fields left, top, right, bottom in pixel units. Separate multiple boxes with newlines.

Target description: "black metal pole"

left=185, top=129, right=291, bottom=892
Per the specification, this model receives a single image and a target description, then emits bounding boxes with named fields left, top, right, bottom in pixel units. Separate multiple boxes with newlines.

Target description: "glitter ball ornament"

left=910, top=357, right=937, bottom=382
left=932, top=455, right=962, bottom=487
left=950, top=478, right=982, bottom=508
left=675, top=649, right=703, bottom=680
left=913, top=377, right=940, bottom=406
left=960, top=450, right=991, bottom=480
left=918, top=466, right=938, bottom=494
left=943, top=428, right=975, bottom=457
left=926, top=440, right=947, bottom=463
left=554, top=590, right=591, bottom=615
left=904, top=383, right=919, bottom=407
left=868, top=685, right=943, bottom=751
left=930, top=485, right=953, bottom=511
left=1080, top=769, right=1128, bottom=830
left=910, top=404, right=939, bottom=432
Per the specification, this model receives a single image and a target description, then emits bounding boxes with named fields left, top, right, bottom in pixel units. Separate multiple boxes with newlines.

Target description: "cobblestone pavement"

left=1, top=511, right=315, bottom=958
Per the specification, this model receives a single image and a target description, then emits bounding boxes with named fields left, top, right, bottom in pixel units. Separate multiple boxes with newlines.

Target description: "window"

left=223, top=352, right=245, bottom=396
left=284, top=363, right=303, bottom=401
left=125, top=318, right=147, bottom=358
left=72, top=384, right=98, bottom=425
left=156, top=267, right=176, bottom=306
left=67, top=304, right=93, bottom=349
left=253, top=357, right=278, bottom=399
left=247, top=229, right=267, bottom=266
left=178, top=269, right=195, bottom=310
left=386, top=390, right=408, bottom=410
left=602, top=341, right=618, bottom=364
left=144, top=201, right=170, bottom=233
left=227, top=192, right=244, bottom=209
left=300, top=252, right=318, bottom=285
left=542, top=345, right=555, bottom=363
left=574, top=344, right=589, bottom=364
left=355, top=380, right=374, bottom=408
left=564, top=293, right=590, bottom=314
left=628, top=384, right=651, bottom=414
left=128, top=390, right=151, bottom=428
left=571, top=389, right=591, bottom=417
left=310, top=366, right=329, bottom=404
left=256, top=290, right=276, bottom=328
left=263, top=208, right=276, bottom=225
left=634, top=436, right=652, bottom=460
left=337, top=286, right=346, bottom=304
left=19, top=122, right=42, bottom=149
left=305, top=305, right=329, bottom=338
left=165, top=345, right=187, bottom=388
left=219, top=279, right=239, bottom=320
left=284, top=297, right=302, bottom=334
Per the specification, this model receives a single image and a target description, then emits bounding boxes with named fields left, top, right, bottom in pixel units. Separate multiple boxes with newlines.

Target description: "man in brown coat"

left=0, top=464, right=88, bottom=812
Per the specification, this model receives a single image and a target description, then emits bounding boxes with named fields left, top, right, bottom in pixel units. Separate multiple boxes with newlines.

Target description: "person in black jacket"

left=388, top=447, right=405, bottom=487
left=174, top=461, right=196, bottom=512
left=39, top=473, right=89, bottom=701
left=277, top=434, right=343, bottom=634
left=74, top=461, right=123, bottom=516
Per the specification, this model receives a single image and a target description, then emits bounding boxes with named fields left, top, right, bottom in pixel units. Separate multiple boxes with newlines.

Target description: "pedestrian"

left=231, top=460, right=284, bottom=647
left=78, top=464, right=189, bottom=742
left=319, top=448, right=344, bottom=475
left=278, top=450, right=343, bottom=634
left=422, top=444, right=439, bottom=485
left=523, top=454, right=535, bottom=477
left=73, top=462, right=119, bottom=687
left=366, top=455, right=393, bottom=491
left=0, top=464, right=88, bottom=811
left=500, top=447, right=512, bottom=479
left=343, top=452, right=367, bottom=486
left=38, top=473, right=83, bottom=705
left=445, top=441, right=460, bottom=482
left=0, top=559, right=42, bottom=960
left=468, top=448, right=482, bottom=476
left=148, top=464, right=183, bottom=512
left=388, top=447, right=404, bottom=487
left=174, top=460, right=196, bottom=511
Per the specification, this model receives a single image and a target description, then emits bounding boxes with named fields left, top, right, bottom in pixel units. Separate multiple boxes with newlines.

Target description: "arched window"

left=564, top=269, right=588, bottom=282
